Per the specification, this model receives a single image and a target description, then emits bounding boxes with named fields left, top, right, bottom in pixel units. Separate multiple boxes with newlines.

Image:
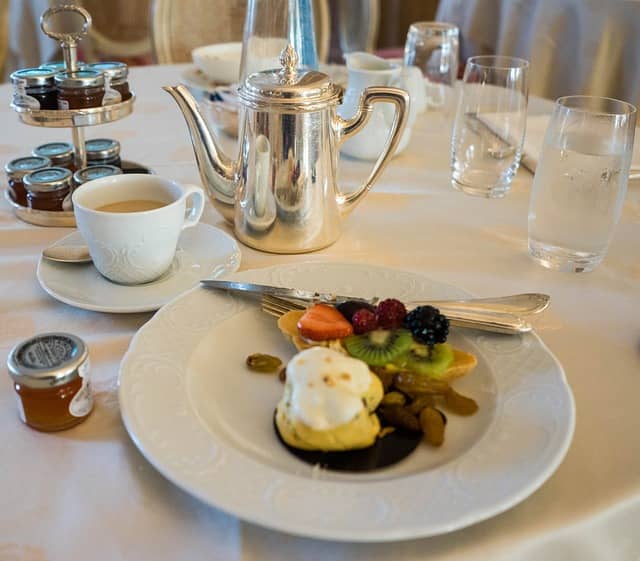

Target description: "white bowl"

left=191, top=42, right=242, bottom=84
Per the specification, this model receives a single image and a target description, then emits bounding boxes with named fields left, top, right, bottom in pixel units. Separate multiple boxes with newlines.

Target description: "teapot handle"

left=333, top=86, right=409, bottom=215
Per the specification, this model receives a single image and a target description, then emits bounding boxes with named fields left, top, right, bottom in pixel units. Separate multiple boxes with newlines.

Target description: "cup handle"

left=181, top=184, right=206, bottom=229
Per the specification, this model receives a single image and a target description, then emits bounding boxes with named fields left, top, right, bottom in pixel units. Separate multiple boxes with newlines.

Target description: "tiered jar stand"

left=6, top=4, right=138, bottom=227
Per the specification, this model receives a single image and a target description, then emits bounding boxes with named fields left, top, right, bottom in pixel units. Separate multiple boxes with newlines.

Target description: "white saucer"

left=36, top=223, right=241, bottom=313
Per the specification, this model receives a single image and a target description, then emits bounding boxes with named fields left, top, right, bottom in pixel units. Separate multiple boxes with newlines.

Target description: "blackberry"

left=404, top=305, right=449, bottom=347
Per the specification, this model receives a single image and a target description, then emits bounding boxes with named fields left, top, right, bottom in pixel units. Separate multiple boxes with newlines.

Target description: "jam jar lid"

left=40, top=61, right=87, bottom=72
left=85, top=138, right=121, bottom=159
left=238, top=44, right=341, bottom=112
left=33, top=142, right=74, bottom=162
left=10, top=68, right=56, bottom=87
left=23, top=167, right=73, bottom=192
left=88, top=61, right=128, bottom=82
left=7, top=333, right=88, bottom=389
left=54, top=69, right=105, bottom=89
left=74, top=164, right=122, bottom=185
left=4, top=156, right=52, bottom=178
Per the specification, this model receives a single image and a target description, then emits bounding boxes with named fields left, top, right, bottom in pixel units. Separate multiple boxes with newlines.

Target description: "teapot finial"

left=279, top=44, right=299, bottom=84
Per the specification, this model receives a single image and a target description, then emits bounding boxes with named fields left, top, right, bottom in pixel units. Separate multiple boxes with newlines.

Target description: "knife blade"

left=200, top=279, right=368, bottom=304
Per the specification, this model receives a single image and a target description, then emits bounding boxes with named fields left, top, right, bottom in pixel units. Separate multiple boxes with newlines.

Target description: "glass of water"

left=451, top=56, right=529, bottom=198
left=528, top=96, right=636, bottom=272
left=403, top=22, right=459, bottom=111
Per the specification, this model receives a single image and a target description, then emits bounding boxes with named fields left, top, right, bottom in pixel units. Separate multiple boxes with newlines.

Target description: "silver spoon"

left=42, top=244, right=92, bottom=264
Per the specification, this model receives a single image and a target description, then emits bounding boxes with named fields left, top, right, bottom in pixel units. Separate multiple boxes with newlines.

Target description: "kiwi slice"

left=394, top=342, right=454, bottom=378
left=343, top=329, right=413, bottom=366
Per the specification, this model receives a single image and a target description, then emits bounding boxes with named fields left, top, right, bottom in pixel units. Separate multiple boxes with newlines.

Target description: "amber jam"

left=10, top=68, right=57, bottom=109
left=32, top=142, right=75, bottom=172
left=7, top=333, right=92, bottom=432
left=88, top=62, right=131, bottom=101
left=4, top=156, right=51, bottom=206
left=86, top=138, right=122, bottom=168
left=24, top=167, right=73, bottom=211
left=55, top=70, right=105, bottom=110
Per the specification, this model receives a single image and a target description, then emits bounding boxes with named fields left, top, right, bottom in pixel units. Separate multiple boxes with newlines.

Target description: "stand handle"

left=40, top=4, right=91, bottom=72
left=40, top=5, right=92, bottom=168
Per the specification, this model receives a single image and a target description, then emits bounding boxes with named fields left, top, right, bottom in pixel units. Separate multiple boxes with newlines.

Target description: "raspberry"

left=404, top=305, right=449, bottom=347
left=376, top=298, right=407, bottom=329
left=351, top=308, right=379, bottom=334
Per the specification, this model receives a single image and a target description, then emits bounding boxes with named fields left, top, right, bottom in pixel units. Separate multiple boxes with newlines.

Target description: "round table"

left=1, top=64, right=639, bottom=561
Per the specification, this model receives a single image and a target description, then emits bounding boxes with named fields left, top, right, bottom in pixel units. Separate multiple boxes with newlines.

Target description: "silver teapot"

left=165, top=45, right=408, bottom=253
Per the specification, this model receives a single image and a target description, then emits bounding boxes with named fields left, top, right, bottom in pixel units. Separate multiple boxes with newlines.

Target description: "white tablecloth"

left=437, top=0, right=640, bottom=106
left=1, top=64, right=640, bottom=561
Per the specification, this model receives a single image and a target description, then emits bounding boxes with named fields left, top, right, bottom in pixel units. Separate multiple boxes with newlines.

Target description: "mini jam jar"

left=73, top=164, right=122, bottom=186
left=4, top=156, right=52, bottom=206
left=32, top=142, right=75, bottom=172
left=10, top=68, right=58, bottom=109
left=55, top=70, right=105, bottom=110
left=7, top=333, right=93, bottom=432
left=85, top=138, right=121, bottom=167
left=88, top=61, right=131, bottom=101
left=24, top=167, right=73, bottom=212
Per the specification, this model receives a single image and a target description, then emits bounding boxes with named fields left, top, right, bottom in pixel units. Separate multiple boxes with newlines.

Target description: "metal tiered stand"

left=6, top=4, right=136, bottom=227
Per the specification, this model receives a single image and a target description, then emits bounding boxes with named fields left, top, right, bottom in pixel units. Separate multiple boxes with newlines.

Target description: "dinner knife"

left=199, top=279, right=547, bottom=320
left=200, top=279, right=364, bottom=304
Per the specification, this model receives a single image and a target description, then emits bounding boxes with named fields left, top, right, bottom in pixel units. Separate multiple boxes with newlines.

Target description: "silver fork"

left=261, top=294, right=533, bottom=335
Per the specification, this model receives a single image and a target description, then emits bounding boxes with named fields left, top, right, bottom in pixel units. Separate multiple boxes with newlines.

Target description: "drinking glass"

left=403, top=22, right=459, bottom=111
left=450, top=56, right=529, bottom=198
left=239, top=0, right=318, bottom=81
left=528, top=96, right=636, bottom=272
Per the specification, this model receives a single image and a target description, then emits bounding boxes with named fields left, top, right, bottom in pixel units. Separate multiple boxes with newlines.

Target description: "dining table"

left=1, top=63, right=639, bottom=561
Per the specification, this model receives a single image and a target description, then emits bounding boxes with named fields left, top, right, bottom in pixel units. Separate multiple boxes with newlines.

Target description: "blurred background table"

left=0, top=63, right=639, bottom=561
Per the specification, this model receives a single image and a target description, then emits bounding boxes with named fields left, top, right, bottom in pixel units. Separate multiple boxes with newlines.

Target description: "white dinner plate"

left=37, top=223, right=241, bottom=313
left=118, top=262, right=575, bottom=541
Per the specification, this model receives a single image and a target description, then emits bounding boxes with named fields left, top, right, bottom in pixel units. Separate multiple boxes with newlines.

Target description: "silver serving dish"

left=11, top=94, right=135, bottom=128
left=4, top=189, right=75, bottom=227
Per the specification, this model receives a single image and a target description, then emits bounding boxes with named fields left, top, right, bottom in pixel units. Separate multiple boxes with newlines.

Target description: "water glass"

left=403, top=22, right=459, bottom=110
left=528, top=96, right=636, bottom=272
left=451, top=56, right=529, bottom=198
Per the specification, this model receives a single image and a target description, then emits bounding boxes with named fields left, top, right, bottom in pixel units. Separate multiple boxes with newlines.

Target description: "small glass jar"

left=88, top=61, right=131, bottom=101
left=10, top=68, right=58, bottom=109
left=55, top=70, right=105, bottom=110
left=4, top=156, right=52, bottom=206
left=7, top=333, right=92, bottom=432
left=73, top=164, right=122, bottom=186
left=32, top=142, right=75, bottom=172
left=85, top=138, right=122, bottom=168
left=24, top=167, right=73, bottom=211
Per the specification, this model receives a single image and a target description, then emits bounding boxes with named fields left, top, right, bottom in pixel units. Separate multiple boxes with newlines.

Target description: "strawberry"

left=297, top=303, right=354, bottom=341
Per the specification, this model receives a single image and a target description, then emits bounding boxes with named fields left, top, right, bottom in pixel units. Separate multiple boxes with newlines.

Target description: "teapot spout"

left=163, top=85, right=236, bottom=223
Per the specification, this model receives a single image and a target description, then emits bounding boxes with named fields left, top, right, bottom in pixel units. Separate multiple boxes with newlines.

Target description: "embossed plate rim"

left=36, top=222, right=241, bottom=313
left=118, top=262, right=575, bottom=541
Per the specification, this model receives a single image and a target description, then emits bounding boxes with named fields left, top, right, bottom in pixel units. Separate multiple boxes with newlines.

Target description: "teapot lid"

left=238, top=45, right=342, bottom=112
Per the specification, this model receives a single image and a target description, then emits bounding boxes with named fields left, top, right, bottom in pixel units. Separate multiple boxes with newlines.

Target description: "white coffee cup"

left=72, top=174, right=205, bottom=285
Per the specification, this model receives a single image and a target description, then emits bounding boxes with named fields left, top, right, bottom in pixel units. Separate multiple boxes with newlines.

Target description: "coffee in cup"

left=72, top=174, right=205, bottom=284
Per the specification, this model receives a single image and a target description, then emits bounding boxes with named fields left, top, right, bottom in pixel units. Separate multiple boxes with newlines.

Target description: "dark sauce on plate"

left=273, top=413, right=421, bottom=472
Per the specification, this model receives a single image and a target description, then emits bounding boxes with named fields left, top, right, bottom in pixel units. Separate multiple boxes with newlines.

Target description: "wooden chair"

left=151, top=0, right=330, bottom=64
left=78, top=0, right=152, bottom=62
